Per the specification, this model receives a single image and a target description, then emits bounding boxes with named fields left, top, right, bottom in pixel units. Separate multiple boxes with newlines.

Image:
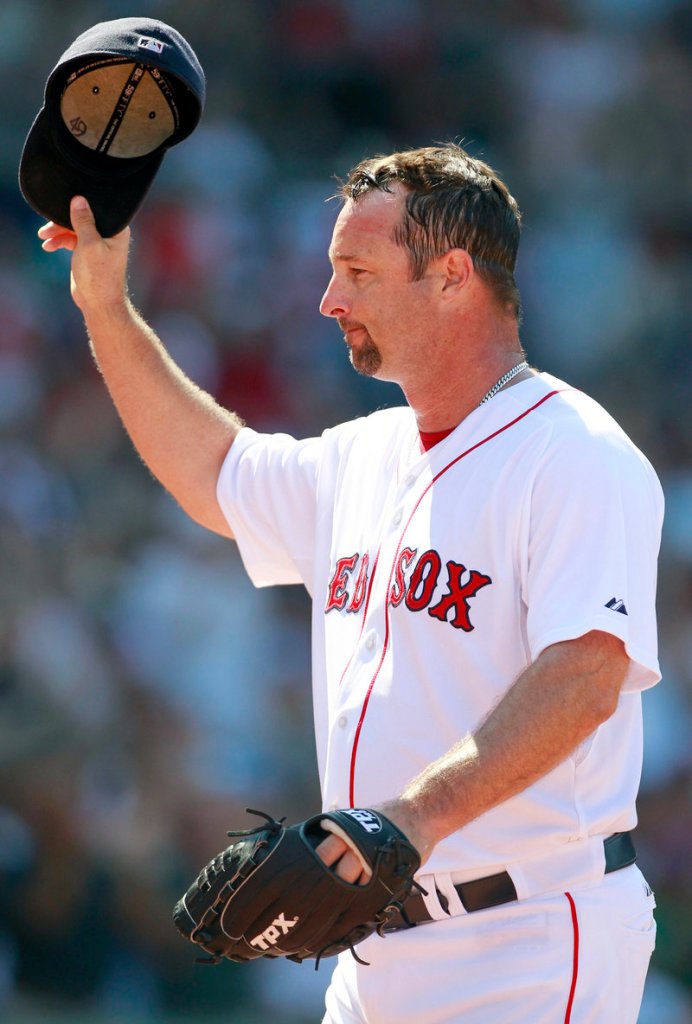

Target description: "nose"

left=319, top=274, right=350, bottom=319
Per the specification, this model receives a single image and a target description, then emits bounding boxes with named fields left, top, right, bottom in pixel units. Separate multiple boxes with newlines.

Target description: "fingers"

left=316, top=834, right=344, bottom=868
left=39, top=197, right=132, bottom=256
left=316, top=835, right=367, bottom=885
left=41, top=232, right=78, bottom=253
left=36, top=196, right=131, bottom=314
left=37, top=197, right=103, bottom=252
left=69, top=195, right=101, bottom=242
left=37, top=221, right=63, bottom=240
left=38, top=221, right=77, bottom=252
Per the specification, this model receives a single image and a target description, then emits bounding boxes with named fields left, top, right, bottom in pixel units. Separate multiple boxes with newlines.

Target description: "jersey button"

left=338, top=715, right=348, bottom=729
left=365, top=634, right=376, bottom=651
left=392, top=509, right=403, bottom=526
left=405, top=474, right=416, bottom=488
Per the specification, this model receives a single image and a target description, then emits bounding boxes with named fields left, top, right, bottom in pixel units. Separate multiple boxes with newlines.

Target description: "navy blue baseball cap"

left=19, top=17, right=205, bottom=237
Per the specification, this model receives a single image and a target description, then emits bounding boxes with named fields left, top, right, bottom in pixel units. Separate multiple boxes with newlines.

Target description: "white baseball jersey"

left=216, top=372, right=663, bottom=885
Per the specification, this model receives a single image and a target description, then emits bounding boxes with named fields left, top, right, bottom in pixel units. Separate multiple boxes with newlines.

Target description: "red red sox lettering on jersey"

left=325, top=548, right=492, bottom=631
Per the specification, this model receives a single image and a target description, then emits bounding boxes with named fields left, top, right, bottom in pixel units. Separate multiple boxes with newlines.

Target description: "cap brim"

left=19, top=105, right=165, bottom=237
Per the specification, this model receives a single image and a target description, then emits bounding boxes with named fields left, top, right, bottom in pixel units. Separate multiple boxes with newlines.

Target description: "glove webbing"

left=192, top=810, right=285, bottom=964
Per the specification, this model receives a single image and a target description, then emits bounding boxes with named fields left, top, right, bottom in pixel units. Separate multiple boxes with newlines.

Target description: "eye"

left=349, top=267, right=368, bottom=277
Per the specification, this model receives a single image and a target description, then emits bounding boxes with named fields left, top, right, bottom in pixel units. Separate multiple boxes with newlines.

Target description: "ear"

left=439, top=248, right=474, bottom=298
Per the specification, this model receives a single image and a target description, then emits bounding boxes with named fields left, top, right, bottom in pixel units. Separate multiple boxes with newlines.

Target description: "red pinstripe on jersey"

left=347, top=388, right=567, bottom=806
left=564, top=892, right=580, bottom=1022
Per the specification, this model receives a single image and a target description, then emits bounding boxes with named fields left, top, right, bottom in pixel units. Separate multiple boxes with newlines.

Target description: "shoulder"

left=512, top=372, right=618, bottom=434
left=229, top=406, right=415, bottom=482
left=521, top=372, right=663, bottom=506
left=518, top=373, right=651, bottom=454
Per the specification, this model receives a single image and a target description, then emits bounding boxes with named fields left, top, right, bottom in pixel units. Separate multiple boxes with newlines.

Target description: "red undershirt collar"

left=418, top=426, right=457, bottom=452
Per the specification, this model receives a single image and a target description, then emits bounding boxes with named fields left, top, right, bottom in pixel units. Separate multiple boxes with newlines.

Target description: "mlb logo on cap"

left=19, top=17, right=205, bottom=237
left=138, top=37, right=166, bottom=55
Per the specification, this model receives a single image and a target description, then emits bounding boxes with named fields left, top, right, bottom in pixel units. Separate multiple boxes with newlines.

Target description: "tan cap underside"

left=60, top=63, right=175, bottom=158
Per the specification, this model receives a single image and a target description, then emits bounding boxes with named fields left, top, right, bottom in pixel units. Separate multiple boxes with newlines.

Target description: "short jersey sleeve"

left=216, top=427, right=323, bottom=590
left=522, top=414, right=664, bottom=693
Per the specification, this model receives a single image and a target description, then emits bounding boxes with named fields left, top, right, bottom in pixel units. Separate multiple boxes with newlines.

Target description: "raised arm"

left=39, top=195, right=241, bottom=537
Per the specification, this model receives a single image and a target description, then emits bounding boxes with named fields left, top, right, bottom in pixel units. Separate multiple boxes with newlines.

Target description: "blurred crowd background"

left=1, top=1, right=690, bottom=1022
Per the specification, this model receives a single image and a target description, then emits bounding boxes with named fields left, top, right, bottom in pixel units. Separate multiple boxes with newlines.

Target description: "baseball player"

left=39, top=144, right=662, bottom=1023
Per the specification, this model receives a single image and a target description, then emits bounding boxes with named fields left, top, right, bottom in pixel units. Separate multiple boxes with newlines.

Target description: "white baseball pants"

left=323, top=865, right=656, bottom=1024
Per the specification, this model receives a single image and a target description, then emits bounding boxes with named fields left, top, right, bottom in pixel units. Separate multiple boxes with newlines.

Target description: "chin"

left=349, top=337, right=383, bottom=377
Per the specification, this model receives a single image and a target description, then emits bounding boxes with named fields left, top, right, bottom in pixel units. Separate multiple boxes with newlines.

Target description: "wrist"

left=376, top=796, right=442, bottom=867
left=81, top=293, right=135, bottom=330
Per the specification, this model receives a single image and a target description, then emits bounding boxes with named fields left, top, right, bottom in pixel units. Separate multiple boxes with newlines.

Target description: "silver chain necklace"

left=478, top=360, right=529, bottom=406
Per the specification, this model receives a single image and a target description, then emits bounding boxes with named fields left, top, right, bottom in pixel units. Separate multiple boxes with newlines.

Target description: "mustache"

left=338, top=319, right=366, bottom=333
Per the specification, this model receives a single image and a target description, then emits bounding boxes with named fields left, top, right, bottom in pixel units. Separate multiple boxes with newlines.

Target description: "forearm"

left=83, top=298, right=241, bottom=535
left=39, top=197, right=244, bottom=536
left=385, top=631, right=628, bottom=863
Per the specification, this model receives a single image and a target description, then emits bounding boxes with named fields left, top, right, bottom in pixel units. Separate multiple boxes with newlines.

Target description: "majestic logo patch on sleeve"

left=605, top=597, right=628, bottom=615
left=325, top=549, right=491, bottom=631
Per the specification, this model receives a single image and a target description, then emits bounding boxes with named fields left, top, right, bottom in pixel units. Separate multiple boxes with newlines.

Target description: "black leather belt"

left=382, top=832, right=636, bottom=933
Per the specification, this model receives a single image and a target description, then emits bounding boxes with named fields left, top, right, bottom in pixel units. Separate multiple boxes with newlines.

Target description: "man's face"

left=320, top=187, right=441, bottom=383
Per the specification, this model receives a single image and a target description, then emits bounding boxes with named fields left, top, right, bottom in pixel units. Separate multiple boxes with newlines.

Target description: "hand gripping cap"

left=19, top=17, right=205, bottom=236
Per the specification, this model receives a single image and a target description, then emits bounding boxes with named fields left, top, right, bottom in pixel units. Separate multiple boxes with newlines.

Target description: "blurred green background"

left=1, top=1, right=691, bottom=1021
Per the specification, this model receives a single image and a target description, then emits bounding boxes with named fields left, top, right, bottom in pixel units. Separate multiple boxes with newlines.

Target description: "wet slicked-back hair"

left=340, top=144, right=522, bottom=318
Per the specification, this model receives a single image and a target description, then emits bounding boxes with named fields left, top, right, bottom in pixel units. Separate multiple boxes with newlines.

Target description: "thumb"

left=70, top=195, right=101, bottom=240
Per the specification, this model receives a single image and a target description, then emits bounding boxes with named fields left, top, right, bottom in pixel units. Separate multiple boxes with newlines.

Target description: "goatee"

left=349, top=335, right=382, bottom=377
